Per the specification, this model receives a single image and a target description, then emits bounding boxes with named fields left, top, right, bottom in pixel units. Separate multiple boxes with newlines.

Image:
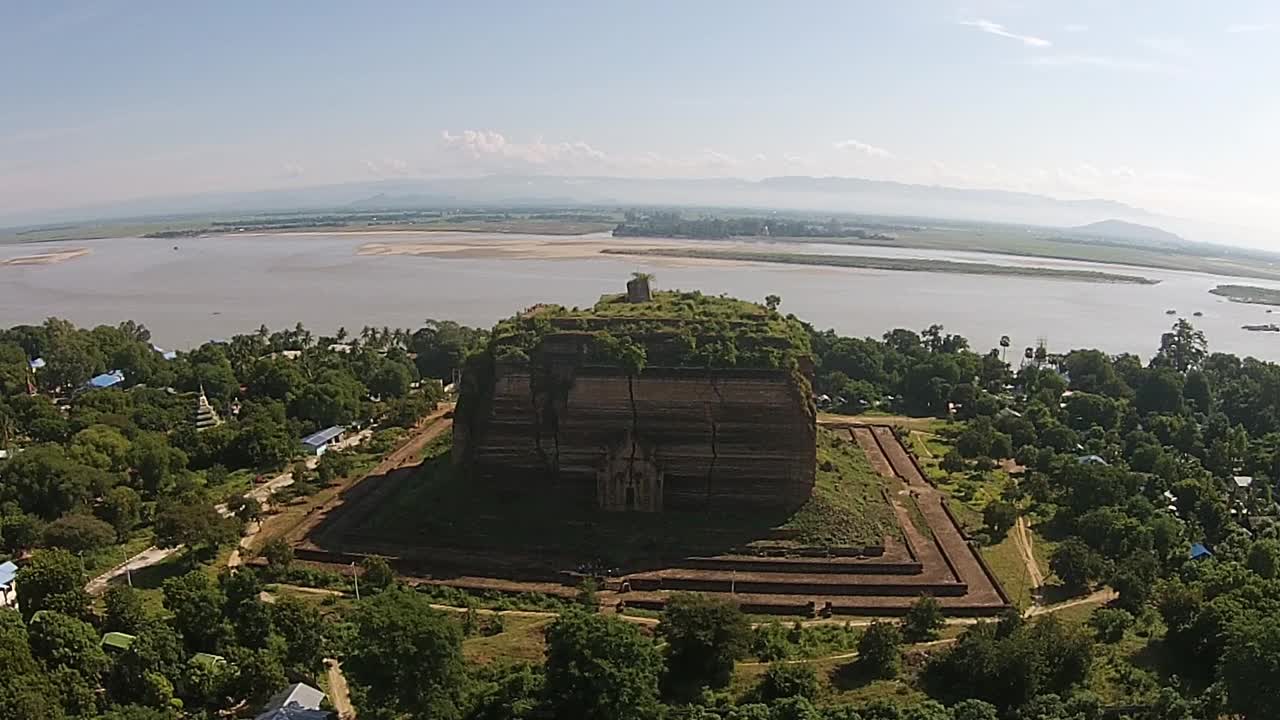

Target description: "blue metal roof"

left=301, top=426, right=345, bottom=447
left=87, top=370, right=125, bottom=388
left=1189, top=542, right=1212, bottom=559
left=0, top=560, right=17, bottom=586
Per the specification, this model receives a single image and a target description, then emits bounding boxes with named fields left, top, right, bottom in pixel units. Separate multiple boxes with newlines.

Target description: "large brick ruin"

left=453, top=290, right=817, bottom=512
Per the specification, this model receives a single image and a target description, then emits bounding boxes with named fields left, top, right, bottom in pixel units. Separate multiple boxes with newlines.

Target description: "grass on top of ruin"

left=779, top=427, right=901, bottom=547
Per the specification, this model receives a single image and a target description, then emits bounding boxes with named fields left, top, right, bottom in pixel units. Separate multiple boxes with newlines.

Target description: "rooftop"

left=0, top=560, right=16, bottom=587
left=102, top=632, right=137, bottom=651
left=258, top=683, right=327, bottom=717
left=301, top=426, right=345, bottom=447
left=87, top=370, right=125, bottom=389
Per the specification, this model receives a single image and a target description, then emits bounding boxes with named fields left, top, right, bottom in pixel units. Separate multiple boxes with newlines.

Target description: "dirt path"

left=264, top=399, right=450, bottom=545
left=325, top=658, right=356, bottom=719
left=1013, top=515, right=1045, bottom=594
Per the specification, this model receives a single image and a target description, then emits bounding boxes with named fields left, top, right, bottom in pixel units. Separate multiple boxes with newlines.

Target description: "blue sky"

left=2, top=1, right=1278, bottom=231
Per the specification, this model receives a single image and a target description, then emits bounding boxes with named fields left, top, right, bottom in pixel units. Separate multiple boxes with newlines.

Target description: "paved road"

left=87, top=429, right=373, bottom=592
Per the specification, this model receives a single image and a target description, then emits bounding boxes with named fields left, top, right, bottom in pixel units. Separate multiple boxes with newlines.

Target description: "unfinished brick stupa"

left=454, top=280, right=816, bottom=513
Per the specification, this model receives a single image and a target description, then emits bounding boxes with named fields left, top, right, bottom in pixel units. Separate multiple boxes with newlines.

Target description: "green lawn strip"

left=979, top=533, right=1034, bottom=610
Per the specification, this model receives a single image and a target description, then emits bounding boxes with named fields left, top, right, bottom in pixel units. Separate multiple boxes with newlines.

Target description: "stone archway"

left=597, top=430, right=663, bottom=512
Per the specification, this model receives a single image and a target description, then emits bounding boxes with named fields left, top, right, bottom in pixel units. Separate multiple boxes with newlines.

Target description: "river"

left=4, top=232, right=1280, bottom=360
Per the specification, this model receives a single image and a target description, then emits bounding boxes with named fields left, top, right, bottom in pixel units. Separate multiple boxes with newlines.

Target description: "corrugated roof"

left=301, top=426, right=345, bottom=447
left=262, top=683, right=326, bottom=713
left=0, top=560, right=17, bottom=586
left=192, top=652, right=226, bottom=667
left=102, top=632, right=137, bottom=650
left=1189, top=542, right=1212, bottom=559
left=87, top=370, right=125, bottom=388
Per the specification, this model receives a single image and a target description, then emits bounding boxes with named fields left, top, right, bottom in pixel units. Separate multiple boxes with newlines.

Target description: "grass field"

left=463, top=616, right=554, bottom=665
left=351, top=428, right=895, bottom=565
left=980, top=534, right=1037, bottom=610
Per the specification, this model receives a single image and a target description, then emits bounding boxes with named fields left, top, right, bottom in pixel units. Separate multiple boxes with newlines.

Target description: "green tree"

left=227, top=645, right=287, bottom=707
left=153, top=491, right=237, bottom=552
left=857, top=620, right=902, bottom=679
left=544, top=611, right=662, bottom=720
left=1155, top=319, right=1207, bottom=372
left=28, top=610, right=109, bottom=681
left=15, top=548, right=89, bottom=621
left=261, top=537, right=294, bottom=573
left=1089, top=607, right=1133, bottom=643
left=161, top=570, right=230, bottom=652
left=758, top=662, right=818, bottom=702
left=901, top=595, right=945, bottom=642
left=982, top=501, right=1017, bottom=540
left=127, top=432, right=188, bottom=497
left=361, top=555, right=395, bottom=591
left=1050, top=539, right=1107, bottom=594
left=42, top=512, right=115, bottom=552
left=98, top=485, right=142, bottom=540
left=0, top=609, right=65, bottom=720
left=1221, top=613, right=1280, bottom=720
left=104, top=586, right=149, bottom=634
left=345, top=588, right=467, bottom=719
left=0, top=444, right=95, bottom=519
left=657, top=592, right=751, bottom=695
left=227, top=494, right=262, bottom=525
left=273, top=596, right=327, bottom=673
left=1247, top=538, right=1280, bottom=579
left=69, top=424, right=131, bottom=471
left=369, top=360, right=415, bottom=399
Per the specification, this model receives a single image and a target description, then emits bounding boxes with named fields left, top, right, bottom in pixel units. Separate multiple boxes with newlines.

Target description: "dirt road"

left=1013, top=515, right=1045, bottom=594
left=325, top=658, right=356, bottom=719
left=88, top=428, right=380, bottom=591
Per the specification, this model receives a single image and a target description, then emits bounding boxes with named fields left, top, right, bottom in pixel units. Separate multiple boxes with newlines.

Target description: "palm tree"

left=336, top=326, right=349, bottom=343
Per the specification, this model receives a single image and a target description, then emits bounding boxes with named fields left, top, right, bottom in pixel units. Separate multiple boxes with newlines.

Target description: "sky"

left=2, top=0, right=1279, bottom=234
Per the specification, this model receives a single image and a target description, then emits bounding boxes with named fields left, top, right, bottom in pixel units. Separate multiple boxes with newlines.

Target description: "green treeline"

left=613, top=211, right=900, bottom=240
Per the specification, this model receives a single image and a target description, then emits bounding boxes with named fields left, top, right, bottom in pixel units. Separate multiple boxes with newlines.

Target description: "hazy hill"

left=1, top=174, right=1266, bottom=248
left=1067, top=219, right=1185, bottom=245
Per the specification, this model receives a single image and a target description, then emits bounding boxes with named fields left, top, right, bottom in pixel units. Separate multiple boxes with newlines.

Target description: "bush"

left=43, top=513, right=116, bottom=553
left=857, top=621, right=901, bottom=679
left=1089, top=607, right=1133, bottom=643
left=982, top=501, right=1018, bottom=540
left=902, top=596, right=944, bottom=642
left=758, top=662, right=818, bottom=702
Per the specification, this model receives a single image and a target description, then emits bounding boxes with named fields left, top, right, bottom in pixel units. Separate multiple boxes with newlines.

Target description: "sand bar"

left=1, top=247, right=91, bottom=266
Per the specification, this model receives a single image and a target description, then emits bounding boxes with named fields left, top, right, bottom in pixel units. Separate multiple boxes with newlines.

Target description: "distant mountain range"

left=0, top=174, right=1261, bottom=248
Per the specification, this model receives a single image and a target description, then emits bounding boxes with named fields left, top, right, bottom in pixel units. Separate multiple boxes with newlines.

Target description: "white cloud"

left=280, top=162, right=305, bottom=179
left=1226, top=23, right=1275, bottom=33
left=833, top=139, right=893, bottom=158
left=959, top=19, right=1051, bottom=47
left=753, top=153, right=768, bottom=162
left=440, top=129, right=607, bottom=166
left=363, top=158, right=410, bottom=177
left=1063, top=24, right=1089, bottom=33
left=1024, top=55, right=1172, bottom=72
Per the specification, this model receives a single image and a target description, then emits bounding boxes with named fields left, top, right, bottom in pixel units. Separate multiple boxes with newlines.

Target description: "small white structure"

left=0, top=560, right=17, bottom=607
left=255, top=682, right=328, bottom=720
left=1233, top=475, right=1254, bottom=490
